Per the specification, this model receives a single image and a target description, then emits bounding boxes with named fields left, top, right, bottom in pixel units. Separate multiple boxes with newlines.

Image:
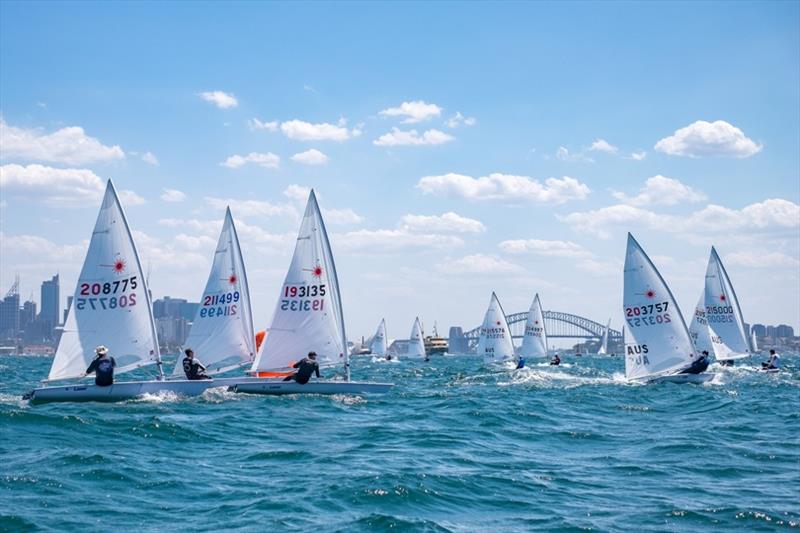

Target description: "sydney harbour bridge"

left=449, top=310, right=623, bottom=353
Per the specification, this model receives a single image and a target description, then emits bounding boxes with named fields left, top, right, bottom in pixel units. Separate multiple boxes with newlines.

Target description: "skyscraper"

left=39, top=274, right=60, bottom=339
left=0, top=280, right=21, bottom=340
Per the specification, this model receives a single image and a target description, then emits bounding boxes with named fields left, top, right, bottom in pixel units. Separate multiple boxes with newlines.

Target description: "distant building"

left=64, top=296, right=73, bottom=324
left=776, top=324, right=794, bottom=338
left=448, top=326, right=468, bottom=354
left=155, top=316, right=190, bottom=351
left=39, top=274, right=60, bottom=340
left=752, top=324, right=767, bottom=338
left=0, top=282, right=20, bottom=340
left=20, top=300, right=37, bottom=331
left=153, top=296, right=198, bottom=321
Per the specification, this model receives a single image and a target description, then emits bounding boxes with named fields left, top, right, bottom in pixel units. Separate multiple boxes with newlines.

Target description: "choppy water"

left=1, top=353, right=798, bottom=532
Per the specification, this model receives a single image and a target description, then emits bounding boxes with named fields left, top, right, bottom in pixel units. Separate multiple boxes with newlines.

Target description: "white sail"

left=48, top=180, right=160, bottom=381
left=407, top=317, right=426, bottom=358
left=597, top=319, right=610, bottom=355
left=703, top=247, right=751, bottom=361
left=623, top=233, right=696, bottom=380
left=750, top=329, right=759, bottom=353
left=519, top=293, right=548, bottom=358
left=172, top=208, right=255, bottom=377
left=250, top=190, right=347, bottom=374
left=369, top=319, right=388, bottom=356
left=688, top=295, right=714, bottom=355
left=478, top=292, right=515, bottom=364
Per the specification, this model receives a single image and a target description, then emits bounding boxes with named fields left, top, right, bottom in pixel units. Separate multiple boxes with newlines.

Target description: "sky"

left=1, top=1, right=798, bottom=345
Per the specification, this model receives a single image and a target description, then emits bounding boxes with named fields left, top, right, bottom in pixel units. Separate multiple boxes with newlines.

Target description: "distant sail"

left=172, top=208, right=255, bottom=377
left=477, top=292, right=515, bottom=364
left=750, top=329, right=759, bottom=353
left=519, top=293, right=548, bottom=358
left=688, top=295, right=714, bottom=355
left=370, top=319, right=388, bottom=357
left=407, top=317, right=426, bottom=358
left=597, top=319, right=610, bottom=355
left=250, top=190, right=347, bottom=373
left=623, top=234, right=696, bottom=380
left=703, top=247, right=751, bottom=361
left=49, top=180, right=160, bottom=381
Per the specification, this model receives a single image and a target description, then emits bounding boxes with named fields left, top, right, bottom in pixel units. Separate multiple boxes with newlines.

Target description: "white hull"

left=26, top=377, right=255, bottom=404
left=648, top=373, right=714, bottom=384
left=232, top=379, right=393, bottom=395
left=715, top=353, right=751, bottom=362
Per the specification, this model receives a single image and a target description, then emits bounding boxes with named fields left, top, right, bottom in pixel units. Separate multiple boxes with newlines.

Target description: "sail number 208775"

left=76, top=276, right=138, bottom=311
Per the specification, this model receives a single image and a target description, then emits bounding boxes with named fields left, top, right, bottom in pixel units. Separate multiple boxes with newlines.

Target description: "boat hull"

left=232, top=380, right=393, bottom=395
left=649, top=372, right=714, bottom=384
left=25, top=377, right=254, bottom=404
left=715, top=353, right=751, bottom=362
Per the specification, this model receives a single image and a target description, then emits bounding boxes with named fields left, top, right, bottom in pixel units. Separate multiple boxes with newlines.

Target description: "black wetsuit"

left=86, top=356, right=116, bottom=386
left=183, top=357, right=210, bottom=380
left=284, top=357, right=321, bottom=384
left=681, top=355, right=710, bottom=375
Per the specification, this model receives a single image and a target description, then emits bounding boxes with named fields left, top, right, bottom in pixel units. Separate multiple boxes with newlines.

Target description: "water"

left=1, top=354, right=798, bottom=532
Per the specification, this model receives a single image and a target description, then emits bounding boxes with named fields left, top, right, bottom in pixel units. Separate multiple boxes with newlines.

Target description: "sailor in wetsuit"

left=84, top=345, right=116, bottom=386
left=182, top=348, right=211, bottom=380
left=681, top=350, right=710, bottom=374
left=283, top=351, right=322, bottom=384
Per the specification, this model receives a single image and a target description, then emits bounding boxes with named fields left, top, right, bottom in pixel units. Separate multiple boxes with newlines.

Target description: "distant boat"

left=750, top=329, right=759, bottom=354
left=597, top=319, right=611, bottom=355
left=238, top=190, right=392, bottom=395
left=370, top=319, right=388, bottom=357
left=623, top=234, right=712, bottom=384
left=407, top=317, right=426, bottom=359
left=478, top=292, right=515, bottom=365
left=519, top=293, right=548, bottom=358
left=424, top=322, right=448, bottom=355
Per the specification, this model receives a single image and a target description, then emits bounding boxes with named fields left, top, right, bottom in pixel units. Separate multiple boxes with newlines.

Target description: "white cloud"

left=0, top=119, right=125, bottom=165
left=556, top=146, right=570, bottom=161
left=248, top=118, right=278, bottom=131
left=559, top=204, right=666, bottom=239
left=221, top=152, right=280, bottom=169
left=290, top=148, right=329, bottom=165
left=204, top=197, right=296, bottom=218
left=379, top=100, right=442, bottom=123
left=629, top=151, right=647, bottom=161
left=0, top=232, right=87, bottom=263
left=498, top=239, right=592, bottom=258
left=335, top=229, right=464, bottom=253
left=686, top=199, right=800, bottom=232
left=118, top=190, right=146, bottom=206
left=555, top=146, right=594, bottom=163
left=435, top=254, right=523, bottom=275
left=445, top=112, right=476, bottom=128
left=724, top=250, right=800, bottom=269
left=400, top=212, right=486, bottom=234
left=589, top=138, right=618, bottom=154
left=280, top=119, right=360, bottom=141
left=283, top=184, right=311, bottom=203
left=655, top=120, right=762, bottom=158
left=160, top=189, right=186, bottom=202
left=323, top=208, right=364, bottom=225
left=373, top=128, right=454, bottom=146
left=417, top=172, right=590, bottom=204
left=198, top=90, right=238, bottom=109
left=142, top=151, right=159, bottom=165
left=612, top=175, right=706, bottom=206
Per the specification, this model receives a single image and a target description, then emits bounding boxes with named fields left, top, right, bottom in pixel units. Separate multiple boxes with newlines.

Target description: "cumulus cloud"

left=400, top=212, right=486, bottom=234
left=248, top=118, right=278, bottom=131
left=629, top=151, right=647, bottom=161
left=280, top=119, right=360, bottom=141
left=221, top=152, right=280, bottom=169
left=445, top=112, right=476, bottom=128
left=335, top=229, right=463, bottom=253
left=323, top=208, right=364, bottom=225
left=0, top=119, right=125, bottom=165
left=204, top=197, right=296, bottom=218
left=142, top=151, right=159, bottom=165
left=417, top=172, right=590, bottom=204
left=198, top=90, right=238, bottom=109
left=724, top=250, right=800, bottom=269
left=589, top=139, right=618, bottom=154
left=654, top=120, right=762, bottom=158
left=612, top=175, right=706, bottom=206
left=498, top=239, right=592, bottom=258
left=435, top=254, right=523, bottom=275
left=379, top=100, right=442, bottom=123
left=160, top=189, right=186, bottom=202
left=283, top=184, right=311, bottom=203
left=373, top=128, right=454, bottom=146
left=290, top=148, right=329, bottom=165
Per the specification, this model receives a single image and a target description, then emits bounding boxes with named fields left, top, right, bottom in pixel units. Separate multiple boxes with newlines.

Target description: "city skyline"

left=1, top=2, right=799, bottom=337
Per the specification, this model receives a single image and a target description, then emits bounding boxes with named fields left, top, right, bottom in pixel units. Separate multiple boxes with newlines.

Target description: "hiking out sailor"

left=84, top=345, right=116, bottom=386
left=550, top=353, right=561, bottom=366
left=283, top=351, right=322, bottom=384
left=680, top=350, right=710, bottom=375
left=762, top=349, right=781, bottom=370
left=516, top=356, right=526, bottom=369
left=182, top=348, right=211, bottom=380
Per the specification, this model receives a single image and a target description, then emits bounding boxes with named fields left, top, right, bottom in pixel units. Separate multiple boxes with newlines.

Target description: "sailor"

left=681, top=350, right=710, bottom=374
left=516, top=356, right=526, bottom=369
left=762, top=349, right=781, bottom=370
left=283, top=351, right=322, bottom=384
left=84, top=345, right=116, bottom=386
left=182, top=348, right=211, bottom=380
left=550, top=353, right=561, bottom=366
left=385, top=354, right=393, bottom=361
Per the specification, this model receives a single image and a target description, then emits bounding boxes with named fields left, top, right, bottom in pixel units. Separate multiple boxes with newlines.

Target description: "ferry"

left=424, top=323, right=448, bottom=355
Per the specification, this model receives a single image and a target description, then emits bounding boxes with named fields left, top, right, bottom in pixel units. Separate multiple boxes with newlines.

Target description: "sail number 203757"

left=281, top=284, right=326, bottom=312
left=625, top=301, right=671, bottom=328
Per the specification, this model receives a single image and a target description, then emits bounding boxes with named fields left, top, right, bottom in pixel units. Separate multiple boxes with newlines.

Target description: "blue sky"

left=1, top=1, right=798, bottom=343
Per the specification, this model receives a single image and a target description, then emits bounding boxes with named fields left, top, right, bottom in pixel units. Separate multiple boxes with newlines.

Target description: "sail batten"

left=520, top=293, right=548, bottom=358
left=478, top=292, right=515, bottom=364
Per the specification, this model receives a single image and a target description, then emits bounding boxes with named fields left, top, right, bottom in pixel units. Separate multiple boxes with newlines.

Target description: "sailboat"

left=597, top=319, right=611, bottom=355
left=519, top=293, right=548, bottom=358
left=750, top=329, right=759, bottom=354
left=700, top=247, right=752, bottom=364
left=170, top=207, right=256, bottom=378
left=688, top=295, right=714, bottom=356
left=623, top=234, right=713, bottom=384
left=369, top=319, right=388, bottom=357
left=25, top=181, right=254, bottom=403
left=234, top=190, right=392, bottom=395
left=406, top=317, right=426, bottom=358
left=478, top=292, right=515, bottom=365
